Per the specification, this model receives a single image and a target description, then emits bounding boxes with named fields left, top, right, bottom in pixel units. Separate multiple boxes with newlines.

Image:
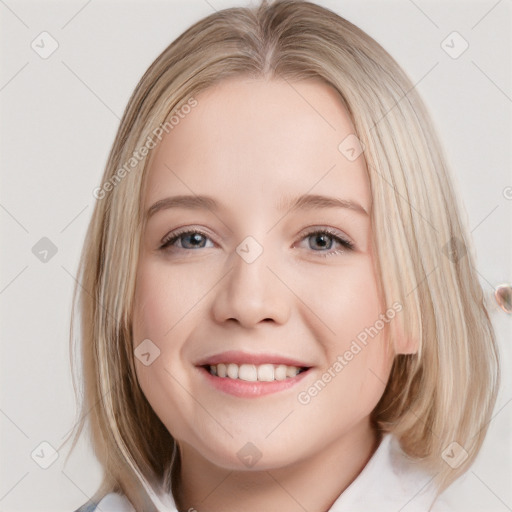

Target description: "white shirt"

left=90, top=433, right=456, bottom=512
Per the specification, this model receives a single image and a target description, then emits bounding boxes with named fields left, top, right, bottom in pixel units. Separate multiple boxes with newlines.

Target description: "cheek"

left=294, top=256, right=393, bottom=417
left=132, top=260, right=211, bottom=344
left=302, top=256, right=383, bottom=342
left=132, top=262, right=197, bottom=399
left=133, top=262, right=178, bottom=335
left=132, top=260, right=218, bottom=430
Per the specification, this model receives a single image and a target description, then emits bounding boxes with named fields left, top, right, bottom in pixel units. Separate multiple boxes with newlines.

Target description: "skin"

left=133, top=77, right=409, bottom=512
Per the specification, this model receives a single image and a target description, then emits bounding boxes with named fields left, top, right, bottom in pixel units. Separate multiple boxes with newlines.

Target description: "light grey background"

left=0, top=0, right=511, bottom=510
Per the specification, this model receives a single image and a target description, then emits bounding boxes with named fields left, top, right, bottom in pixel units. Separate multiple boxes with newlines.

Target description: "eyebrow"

left=146, top=193, right=369, bottom=219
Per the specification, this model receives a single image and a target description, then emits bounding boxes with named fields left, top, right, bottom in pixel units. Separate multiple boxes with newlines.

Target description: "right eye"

left=160, top=228, right=215, bottom=251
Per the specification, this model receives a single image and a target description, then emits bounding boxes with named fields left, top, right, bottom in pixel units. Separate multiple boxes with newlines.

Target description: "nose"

left=211, top=242, right=291, bottom=329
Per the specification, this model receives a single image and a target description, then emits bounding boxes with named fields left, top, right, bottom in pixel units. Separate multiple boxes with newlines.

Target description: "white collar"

left=97, top=433, right=448, bottom=512
left=327, top=433, right=443, bottom=511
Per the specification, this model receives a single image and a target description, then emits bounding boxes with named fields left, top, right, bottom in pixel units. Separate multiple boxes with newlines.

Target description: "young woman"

left=67, top=1, right=500, bottom=510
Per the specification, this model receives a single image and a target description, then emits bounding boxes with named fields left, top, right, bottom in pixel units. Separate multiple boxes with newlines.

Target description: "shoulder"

left=428, top=494, right=459, bottom=512
left=329, top=433, right=457, bottom=512
left=72, top=500, right=97, bottom=512
left=73, top=493, right=135, bottom=512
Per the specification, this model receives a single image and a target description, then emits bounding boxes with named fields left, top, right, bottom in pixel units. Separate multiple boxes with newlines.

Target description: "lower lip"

left=197, top=366, right=311, bottom=397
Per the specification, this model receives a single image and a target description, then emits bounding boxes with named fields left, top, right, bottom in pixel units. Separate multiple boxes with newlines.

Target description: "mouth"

left=194, top=351, right=314, bottom=397
left=201, top=362, right=310, bottom=382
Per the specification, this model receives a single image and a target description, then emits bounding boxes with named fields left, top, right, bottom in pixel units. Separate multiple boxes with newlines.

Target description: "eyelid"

left=160, top=225, right=356, bottom=254
left=160, top=225, right=216, bottom=246
left=299, top=226, right=354, bottom=248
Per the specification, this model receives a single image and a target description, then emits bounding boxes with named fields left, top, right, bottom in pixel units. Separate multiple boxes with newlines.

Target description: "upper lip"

left=196, top=350, right=312, bottom=368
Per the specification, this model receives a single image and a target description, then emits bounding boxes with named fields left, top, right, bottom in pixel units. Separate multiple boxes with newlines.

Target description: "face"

left=133, top=77, right=397, bottom=471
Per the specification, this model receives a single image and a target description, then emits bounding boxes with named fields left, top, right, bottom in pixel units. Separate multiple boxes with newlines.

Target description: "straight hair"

left=64, top=1, right=500, bottom=509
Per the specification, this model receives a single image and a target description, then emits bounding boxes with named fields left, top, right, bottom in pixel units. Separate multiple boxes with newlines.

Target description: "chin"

left=190, top=436, right=303, bottom=472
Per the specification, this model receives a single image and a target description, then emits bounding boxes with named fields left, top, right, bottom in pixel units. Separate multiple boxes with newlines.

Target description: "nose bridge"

left=235, top=234, right=270, bottom=291
left=213, top=232, right=289, bottom=327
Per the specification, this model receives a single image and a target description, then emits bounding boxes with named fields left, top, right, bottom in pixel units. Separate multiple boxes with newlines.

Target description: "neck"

left=174, top=418, right=379, bottom=512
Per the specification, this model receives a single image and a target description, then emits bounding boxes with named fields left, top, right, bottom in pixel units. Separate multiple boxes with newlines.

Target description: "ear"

left=392, top=322, right=419, bottom=355
left=394, top=337, right=419, bottom=355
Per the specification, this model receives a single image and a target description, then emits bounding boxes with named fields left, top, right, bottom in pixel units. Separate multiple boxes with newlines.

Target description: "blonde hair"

left=64, top=0, right=500, bottom=509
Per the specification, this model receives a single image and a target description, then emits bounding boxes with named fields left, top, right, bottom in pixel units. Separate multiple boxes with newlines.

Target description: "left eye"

left=298, top=229, right=354, bottom=257
left=160, top=228, right=355, bottom=257
left=161, top=229, right=214, bottom=250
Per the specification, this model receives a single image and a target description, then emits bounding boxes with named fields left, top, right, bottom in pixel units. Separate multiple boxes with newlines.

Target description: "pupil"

left=314, top=234, right=330, bottom=249
left=190, top=234, right=203, bottom=246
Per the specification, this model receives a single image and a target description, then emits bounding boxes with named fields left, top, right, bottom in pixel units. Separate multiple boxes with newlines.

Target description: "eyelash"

left=160, top=227, right=355, bottom=258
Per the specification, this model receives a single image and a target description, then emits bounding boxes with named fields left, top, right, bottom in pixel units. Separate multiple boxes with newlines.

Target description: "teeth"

left=217, top=363, right=227, bottom=377
left=274, top=364, right=287, bottom=380
left=258, top=364, right=274, bottom=381
left=207, top=363, right=305, bottom=381
left=239, top=364, right=258, bottom=381
left=227, top=363, right=239, bottom=379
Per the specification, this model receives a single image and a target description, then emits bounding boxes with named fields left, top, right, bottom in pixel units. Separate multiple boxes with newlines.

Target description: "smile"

left=197, top=364, right=312, bottom=398
left=195, top=350, right=313, bottom=397
left=205, top=363, right=308, bottom=381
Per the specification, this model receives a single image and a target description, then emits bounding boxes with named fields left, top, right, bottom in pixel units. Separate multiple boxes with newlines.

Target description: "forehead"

left=144, top=77, right=371, bottom=215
